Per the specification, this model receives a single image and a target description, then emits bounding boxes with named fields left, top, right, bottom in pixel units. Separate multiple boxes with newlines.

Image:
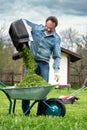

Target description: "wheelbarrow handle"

left=0, top=81, right=7, bottom=87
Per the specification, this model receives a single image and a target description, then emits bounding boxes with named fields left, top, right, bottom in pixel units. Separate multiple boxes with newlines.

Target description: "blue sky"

left=0, top=0, right=87, bottom=35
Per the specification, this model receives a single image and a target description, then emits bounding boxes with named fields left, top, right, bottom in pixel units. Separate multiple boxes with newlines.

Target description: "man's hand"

left=54, top=72, right=60, bottom=82
left=12, top=52, right=22, bottom=60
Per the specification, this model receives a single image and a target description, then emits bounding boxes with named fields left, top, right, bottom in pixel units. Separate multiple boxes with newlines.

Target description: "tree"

left=60, top=28, right=87, bottom=85
left=60, top=28, right=81, bottom=52
left=70, top=33, right=87, bottom=85
left=0, top=39, right=23, bottom=73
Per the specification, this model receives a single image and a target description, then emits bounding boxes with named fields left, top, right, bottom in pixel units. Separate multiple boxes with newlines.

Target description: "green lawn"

left=0, top=86, right=87, bottom=130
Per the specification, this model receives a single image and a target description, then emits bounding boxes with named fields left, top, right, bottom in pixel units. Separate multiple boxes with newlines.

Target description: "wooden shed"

left=49, top=47, right=81, bottom=87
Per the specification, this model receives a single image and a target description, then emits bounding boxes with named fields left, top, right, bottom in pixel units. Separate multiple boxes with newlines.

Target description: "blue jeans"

left=22, top=61, right=49, bottom=115
left=22, top=100, right=30, bottom=115
left=35, top=60, right=49, bottom=82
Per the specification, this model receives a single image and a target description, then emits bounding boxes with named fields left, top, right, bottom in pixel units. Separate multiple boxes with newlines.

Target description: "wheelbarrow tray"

left=3, top=85, right=56, bottom=100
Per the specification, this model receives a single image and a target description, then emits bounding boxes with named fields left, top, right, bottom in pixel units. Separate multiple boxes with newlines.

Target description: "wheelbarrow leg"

left=24, top=100, right=38, bottom=115
left=13, top=99, right=16, bottom=114
left=0, top=89, right=12, bottom=114
left=5, top=93, right=12, bottom=114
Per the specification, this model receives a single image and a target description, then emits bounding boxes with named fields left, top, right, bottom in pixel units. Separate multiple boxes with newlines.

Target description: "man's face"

left=45, top=20, right=56, bottom=34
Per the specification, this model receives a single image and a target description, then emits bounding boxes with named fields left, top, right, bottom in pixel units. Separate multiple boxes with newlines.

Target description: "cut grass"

left=0, top=86, right=87, bottom=130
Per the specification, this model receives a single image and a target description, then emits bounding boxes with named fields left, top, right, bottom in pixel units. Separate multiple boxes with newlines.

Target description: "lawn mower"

left=58, top=79, right=87, bottom=104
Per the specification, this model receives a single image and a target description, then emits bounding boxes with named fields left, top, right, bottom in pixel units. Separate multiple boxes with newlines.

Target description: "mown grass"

left=0, top=85, right=87, bottom=130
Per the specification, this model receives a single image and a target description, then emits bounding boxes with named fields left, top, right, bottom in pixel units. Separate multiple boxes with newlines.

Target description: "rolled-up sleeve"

left=52, top=37, right=61, bottom=72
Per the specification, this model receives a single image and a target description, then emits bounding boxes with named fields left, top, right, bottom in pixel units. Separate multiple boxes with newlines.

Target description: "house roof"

left=61, top=47, right=81, bottom=62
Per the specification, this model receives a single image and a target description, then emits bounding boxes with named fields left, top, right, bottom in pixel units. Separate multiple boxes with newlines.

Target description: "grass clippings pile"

left=17, top=47, right=50, bottom=88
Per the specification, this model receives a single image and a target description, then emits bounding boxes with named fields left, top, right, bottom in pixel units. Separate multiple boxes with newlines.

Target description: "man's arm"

left=52, top=36, right=61, bottom=81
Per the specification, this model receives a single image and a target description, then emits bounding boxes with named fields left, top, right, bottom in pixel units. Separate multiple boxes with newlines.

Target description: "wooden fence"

left=0, top=72, right=22, bottom=85
left=70, top=74, right=87, bottom=86
left=0, top=72, right=86, bottom=86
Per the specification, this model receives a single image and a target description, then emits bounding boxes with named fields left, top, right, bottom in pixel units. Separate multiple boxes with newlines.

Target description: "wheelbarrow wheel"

left=42, top=98, right=66, bottom=117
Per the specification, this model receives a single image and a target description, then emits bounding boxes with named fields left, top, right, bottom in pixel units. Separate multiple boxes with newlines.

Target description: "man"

left=22, top=16, right=61, bottom=115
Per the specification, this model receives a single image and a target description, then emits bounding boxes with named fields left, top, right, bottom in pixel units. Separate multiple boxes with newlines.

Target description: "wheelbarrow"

left=0, top=81, right=66, bottom=117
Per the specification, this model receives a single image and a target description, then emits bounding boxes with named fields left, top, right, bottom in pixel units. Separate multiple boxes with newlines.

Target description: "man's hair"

left=46, top=16, right=58, bottom=27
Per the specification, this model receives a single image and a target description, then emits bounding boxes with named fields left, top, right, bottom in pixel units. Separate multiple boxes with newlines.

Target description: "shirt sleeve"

left=52, top=36, right=61, bottom=72
left=24, top=19, right=37, bottom=29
